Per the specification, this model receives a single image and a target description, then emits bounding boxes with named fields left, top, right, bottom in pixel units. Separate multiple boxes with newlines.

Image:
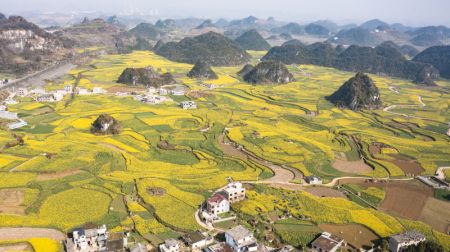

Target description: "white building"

left=0, top=105, right=6, bottom=111
left=225, top=226, right=258, bottom=252
left=0, top=111, right=18, bottom=120
left=64, top=224, right=127, bottom=252
left=310, top=232, right=345, bottom=252
left=4, top=98, right=18, bottom=105
left=31, top=88, right=46, bottom=95
left=159, top=239, right=180, bottom=252
left=389, top=231, right=426, bottom=252
left=169, top=87, right=186, bottom=96
left=182, top=231, right=213, bottom=251
left=180, top=101, right=197, bottom=110
left=221, top=182, right=246, bottom=203
left=142, top=95, right=169, bottom=105
left=65, top=85, right=73, bottom=93
left=305, top=175, right=322, bottom=185
left=207, top=193, right=230, bottom=215
left=17, top=88, right=28, bottom=97
left=36, top=93, right=63, bottom=103
left=77, top=88, right=91, bottom=95
left=93, top=87, right=105, bottom=94
left=147, top=87, right=157, bottom=94
left=159, top=87, right=169, bottom=95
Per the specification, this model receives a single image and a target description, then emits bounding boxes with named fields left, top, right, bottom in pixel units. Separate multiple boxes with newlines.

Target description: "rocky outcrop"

left=262, top=41, right=439, bottom=85
left=91, top=114, right=121, bottom=135
left=237, top=64, right=254, bottom=77
left=234, top=29, right=271, bottom=51
left=243, top=61, right=294, bottom=84
left=413, top=46, right=450, bottom=79
left=326, top=73, right=382, bottom=110
left=128, top=23, right=165, bottom=40
left=118, top=66, right=175, bottom=87
left=187, top=61, right=218, bottom=80
left=0, top=15, right=65, bottom=74
left=154, top=32, right=250, bottom=66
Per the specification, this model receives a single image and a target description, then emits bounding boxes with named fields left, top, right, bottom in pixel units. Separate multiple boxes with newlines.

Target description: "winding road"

left=383, top=95, right=426, bottom=119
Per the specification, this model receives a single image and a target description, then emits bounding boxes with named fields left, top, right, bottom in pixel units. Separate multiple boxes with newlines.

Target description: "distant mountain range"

left=262, top=40, right=440, bottom=85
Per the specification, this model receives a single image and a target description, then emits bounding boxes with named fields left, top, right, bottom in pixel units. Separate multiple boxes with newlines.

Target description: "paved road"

left=1, top=63, right=76, bottom=90
left=0, top=227, right=65, bottom=241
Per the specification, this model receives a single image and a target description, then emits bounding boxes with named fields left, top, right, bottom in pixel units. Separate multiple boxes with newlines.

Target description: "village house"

left=389, top=230, right=426, bottom=252
left=147, top=87, right=157, bottom=94
left=182, top=231, right=214, bottom=251
left=181, top=101, right=197, bottom=110
left=4, top=97, right=18, bottom=105
left=310, top=232, right=345, bottom=252
left=0, top=111, right=18, bottom=120
left=0, top=105, right=6, bottom=111
left=65, top=85, right=73, bottom=93
left=64, top=224, right=128, bottom=252
left=207, top=192, right=230, bottom=215
left=77, top=88, right=91, bottom=95
left=205, top=243, right=233, bottom=252
left=169, top=86, right=186, bottom=96
left=304, top=175, right=323, bottom=185
left=93, top=87, right=105, bottom=94
left=36, top=93, right=64, bottom=102
left=142, top=95, right=169, bottom=105
left=160, top=238, right=181, bottom=252
left=158, top=87, right=169, bottom=95
left=130, top=243, right=148, bottom=252
left=31, top=87, right=46, bottom=95
left=221, top=182, right=246, bottom=203
left=225, top=225, right=258, bottom=252
left=17, top=88, right=28, bottom=97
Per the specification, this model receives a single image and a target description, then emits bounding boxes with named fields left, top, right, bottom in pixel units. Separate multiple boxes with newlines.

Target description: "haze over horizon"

left=1, top=0, right=450, bottom=27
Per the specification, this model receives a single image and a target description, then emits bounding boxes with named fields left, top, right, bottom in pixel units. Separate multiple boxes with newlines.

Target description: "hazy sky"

left=2, top=0, right=450, bottom=26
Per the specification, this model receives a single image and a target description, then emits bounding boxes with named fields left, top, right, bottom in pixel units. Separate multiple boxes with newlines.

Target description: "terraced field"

left=0, top=51, right=449, bottom=249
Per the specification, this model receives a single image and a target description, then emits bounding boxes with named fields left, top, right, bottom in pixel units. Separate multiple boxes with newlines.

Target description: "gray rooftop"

left=390, top=230, right=426, bottom=243
left=226, top=225, right=253, bottom=241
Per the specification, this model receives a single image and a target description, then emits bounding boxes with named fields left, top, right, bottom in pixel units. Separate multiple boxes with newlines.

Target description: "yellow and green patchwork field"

left=0, top=51, right=449, bottom=248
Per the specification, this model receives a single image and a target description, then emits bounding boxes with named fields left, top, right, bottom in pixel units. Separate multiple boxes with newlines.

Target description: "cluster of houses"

left=0, top=79, right=9, bottom=86
left=133, top=85, right=194, bottom=108
left=159, top=225, right=265, bottom=252
left=64, top=224, right=148, bottom=252
left=202, top=182, right=246, bottom=223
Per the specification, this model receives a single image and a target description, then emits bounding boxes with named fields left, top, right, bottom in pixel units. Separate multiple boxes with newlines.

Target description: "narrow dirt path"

left=218, top=133, right=302, bottom=183
left=383, top=95, right=426, bottom=119
left=0, top=227, right=65, bottom=241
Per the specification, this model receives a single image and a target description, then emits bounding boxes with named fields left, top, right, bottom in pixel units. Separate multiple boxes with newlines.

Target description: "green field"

left=0, top=50, right=449, bottom=248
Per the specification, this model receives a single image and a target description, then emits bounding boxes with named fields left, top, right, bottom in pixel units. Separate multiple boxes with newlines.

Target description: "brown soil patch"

left=379, top=181, right=432, bottom=219
left=387, top=155, right=424, bottom=176
left=418, top=197, right=450, bottom=233
left=147, top=187, right=166, bottom=196
left=157, top=140, right=176, bottom=150
left=319, top=224, right=379, bottom=250
left=0, top=242, right=32, bottom=252
left=36, top=169, right=82, bottom=181
left=369, top=142, right=396, bottom=156
left=0, top=227, right=65, bottom=240
left=304, top=187, right=346, bottom=198
left=332, top=159, right=373, bottom=174
left=0, top=189, right=25, bottom=215
left=189, top=91, right=213, bottom=99
left=106, top=85, right=145, bottom=93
